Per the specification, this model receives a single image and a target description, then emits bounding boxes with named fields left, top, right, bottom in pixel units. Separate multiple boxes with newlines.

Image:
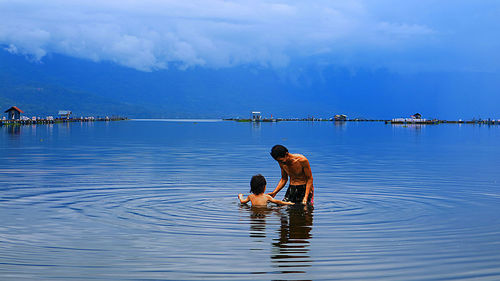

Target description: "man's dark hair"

left=270, top=144, right=288, bottom=160
left=250, top=174, right=267, bottom=195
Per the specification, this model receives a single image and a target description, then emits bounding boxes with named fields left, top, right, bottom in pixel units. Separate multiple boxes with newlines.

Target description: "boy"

left=238, top=174, right=294, bottom=206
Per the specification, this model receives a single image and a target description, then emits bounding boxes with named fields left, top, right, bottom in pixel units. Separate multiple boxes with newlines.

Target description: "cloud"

left=0, top=0, right=496, bottom=72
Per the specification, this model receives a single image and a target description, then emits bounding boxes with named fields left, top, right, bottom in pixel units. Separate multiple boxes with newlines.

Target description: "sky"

left=1, top=0, right=499, bottom=73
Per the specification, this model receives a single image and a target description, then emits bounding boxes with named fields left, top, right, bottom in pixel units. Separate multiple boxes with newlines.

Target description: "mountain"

left=1, top=49, right=499, bottom=119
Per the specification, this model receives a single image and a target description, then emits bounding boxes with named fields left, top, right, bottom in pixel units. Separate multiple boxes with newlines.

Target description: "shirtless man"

left=268, top=145, right=314, bottom=205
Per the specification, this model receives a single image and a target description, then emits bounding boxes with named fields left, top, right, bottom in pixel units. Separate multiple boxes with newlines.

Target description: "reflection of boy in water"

left=268, top=145, right=314, bottom=205
left=239, top=174, right=294, bottom=206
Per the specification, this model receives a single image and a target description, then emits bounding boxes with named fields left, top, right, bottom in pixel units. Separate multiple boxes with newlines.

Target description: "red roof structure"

left=4, top=106, right=24, bottom=113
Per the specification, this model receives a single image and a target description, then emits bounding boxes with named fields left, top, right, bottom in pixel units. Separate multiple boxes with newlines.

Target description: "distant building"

left=392, top=113, right=427, bottom=123
left=251, top=111, right=262, bottom=121
left=411, top=113, right=422, bottom=119
left=59, top=110, right=72, bottom=119
left=334, top=114, right=347, bottom=121
left=4, top=106, right=24, bottom=120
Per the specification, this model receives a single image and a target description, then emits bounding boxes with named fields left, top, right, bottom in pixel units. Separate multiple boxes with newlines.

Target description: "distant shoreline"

left=3, top=117, right=500, bottom=126
left=0, top=116, right=127, bottom=126
left=132, top=119, right=222, bottom=122
left=223, top=118, right=500, bottom=125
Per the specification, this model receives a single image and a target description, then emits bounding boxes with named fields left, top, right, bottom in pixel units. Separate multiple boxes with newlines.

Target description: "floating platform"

left=224, top=118, right=500, bottom=125
left=387, top=118, right=437, bottom=124
left=0, top=117, right=127, bottom=126
left=224, top=118, right=279, bottom=122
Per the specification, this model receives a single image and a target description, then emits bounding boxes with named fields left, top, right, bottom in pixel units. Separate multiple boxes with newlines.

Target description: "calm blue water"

left=1, top=120, right=500, bottom=280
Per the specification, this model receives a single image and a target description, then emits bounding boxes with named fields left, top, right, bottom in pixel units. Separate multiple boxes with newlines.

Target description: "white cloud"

left=377, top=22, right=434, bottom=36
left=0, top=0, right=475, bottom=71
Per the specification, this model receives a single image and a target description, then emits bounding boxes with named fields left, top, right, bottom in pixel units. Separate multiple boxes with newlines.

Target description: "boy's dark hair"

left=250, top=174, right=267, bottom=195
left=270, top=144, right=288, bottom=160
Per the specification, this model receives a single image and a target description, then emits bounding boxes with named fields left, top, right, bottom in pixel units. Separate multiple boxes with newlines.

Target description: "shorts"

left=283, top=184, right=313, bottom=204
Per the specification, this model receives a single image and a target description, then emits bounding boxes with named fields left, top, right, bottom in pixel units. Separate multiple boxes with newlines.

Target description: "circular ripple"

left=1, top=182, right=499, bottom=281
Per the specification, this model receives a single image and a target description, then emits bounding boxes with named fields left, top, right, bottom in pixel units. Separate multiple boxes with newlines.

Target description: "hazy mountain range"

left=1, top=49, right=498, bottom=119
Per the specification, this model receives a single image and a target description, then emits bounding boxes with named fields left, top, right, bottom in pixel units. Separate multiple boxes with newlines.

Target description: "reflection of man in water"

left=272, top=207, right=314, bottom=275
left=241, top=205, right=314, bottom=276
left=268, top=145, right=314, bottom=205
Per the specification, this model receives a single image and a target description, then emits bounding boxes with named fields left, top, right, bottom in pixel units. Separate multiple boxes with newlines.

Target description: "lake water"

left=1, top=120, right=500, bottom=280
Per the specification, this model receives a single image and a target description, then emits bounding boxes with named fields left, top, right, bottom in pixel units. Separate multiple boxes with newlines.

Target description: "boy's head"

left=270, top=144, right=289, bottom=163
left=250, top=174, right=267, bottom=195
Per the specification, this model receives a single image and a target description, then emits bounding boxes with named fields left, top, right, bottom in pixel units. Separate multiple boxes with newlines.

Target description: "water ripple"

left=1, top=121, right=500, bottom=280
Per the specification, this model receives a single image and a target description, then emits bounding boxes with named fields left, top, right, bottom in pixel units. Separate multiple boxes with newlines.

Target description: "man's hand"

left=267, top=192, right=276, bottom=198
left=301, top=197, right=308, bottom=205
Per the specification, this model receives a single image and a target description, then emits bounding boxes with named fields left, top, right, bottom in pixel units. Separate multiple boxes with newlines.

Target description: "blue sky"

left=1, top=1, right=499, bottom=119
left=1, top=0, right=499, bottom=73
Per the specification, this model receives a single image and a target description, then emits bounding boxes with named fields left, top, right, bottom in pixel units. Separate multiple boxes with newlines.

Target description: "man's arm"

left=301, top=158, right=313, bottom=205
left=268, top=165, right=288, bottom=198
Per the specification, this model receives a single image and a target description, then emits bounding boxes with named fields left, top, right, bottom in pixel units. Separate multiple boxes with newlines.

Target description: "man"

left=268, top=145, right=314, bottom=205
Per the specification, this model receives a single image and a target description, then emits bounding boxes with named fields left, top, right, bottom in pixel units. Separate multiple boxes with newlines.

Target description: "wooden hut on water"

left=334, top=114, right=347, bottom=121
left=251, top=111, right=262, bottom=121
left=4, top=106, right=24, bottom=120
left=411, top=113, right=422, bottom=119
left=59, top=110, right=72, bottom=119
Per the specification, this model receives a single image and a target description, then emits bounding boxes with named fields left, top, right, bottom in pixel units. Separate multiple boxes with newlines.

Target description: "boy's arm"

left=267, top=195, right=294, bottom=205
left=268, top=165, right=288, bottom=198
left=301, top=158, right=313, bottom=205
left=238, top=194, right=250, bottom=204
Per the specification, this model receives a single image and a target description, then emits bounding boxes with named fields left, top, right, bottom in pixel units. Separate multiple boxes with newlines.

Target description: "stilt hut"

left=334, top=114, right=347, bottom=121
left=251, top=111, right=262, bottom=121
left=58, top=110, right=72, bottom=119
left=4, top=106, right=24, bottom=120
